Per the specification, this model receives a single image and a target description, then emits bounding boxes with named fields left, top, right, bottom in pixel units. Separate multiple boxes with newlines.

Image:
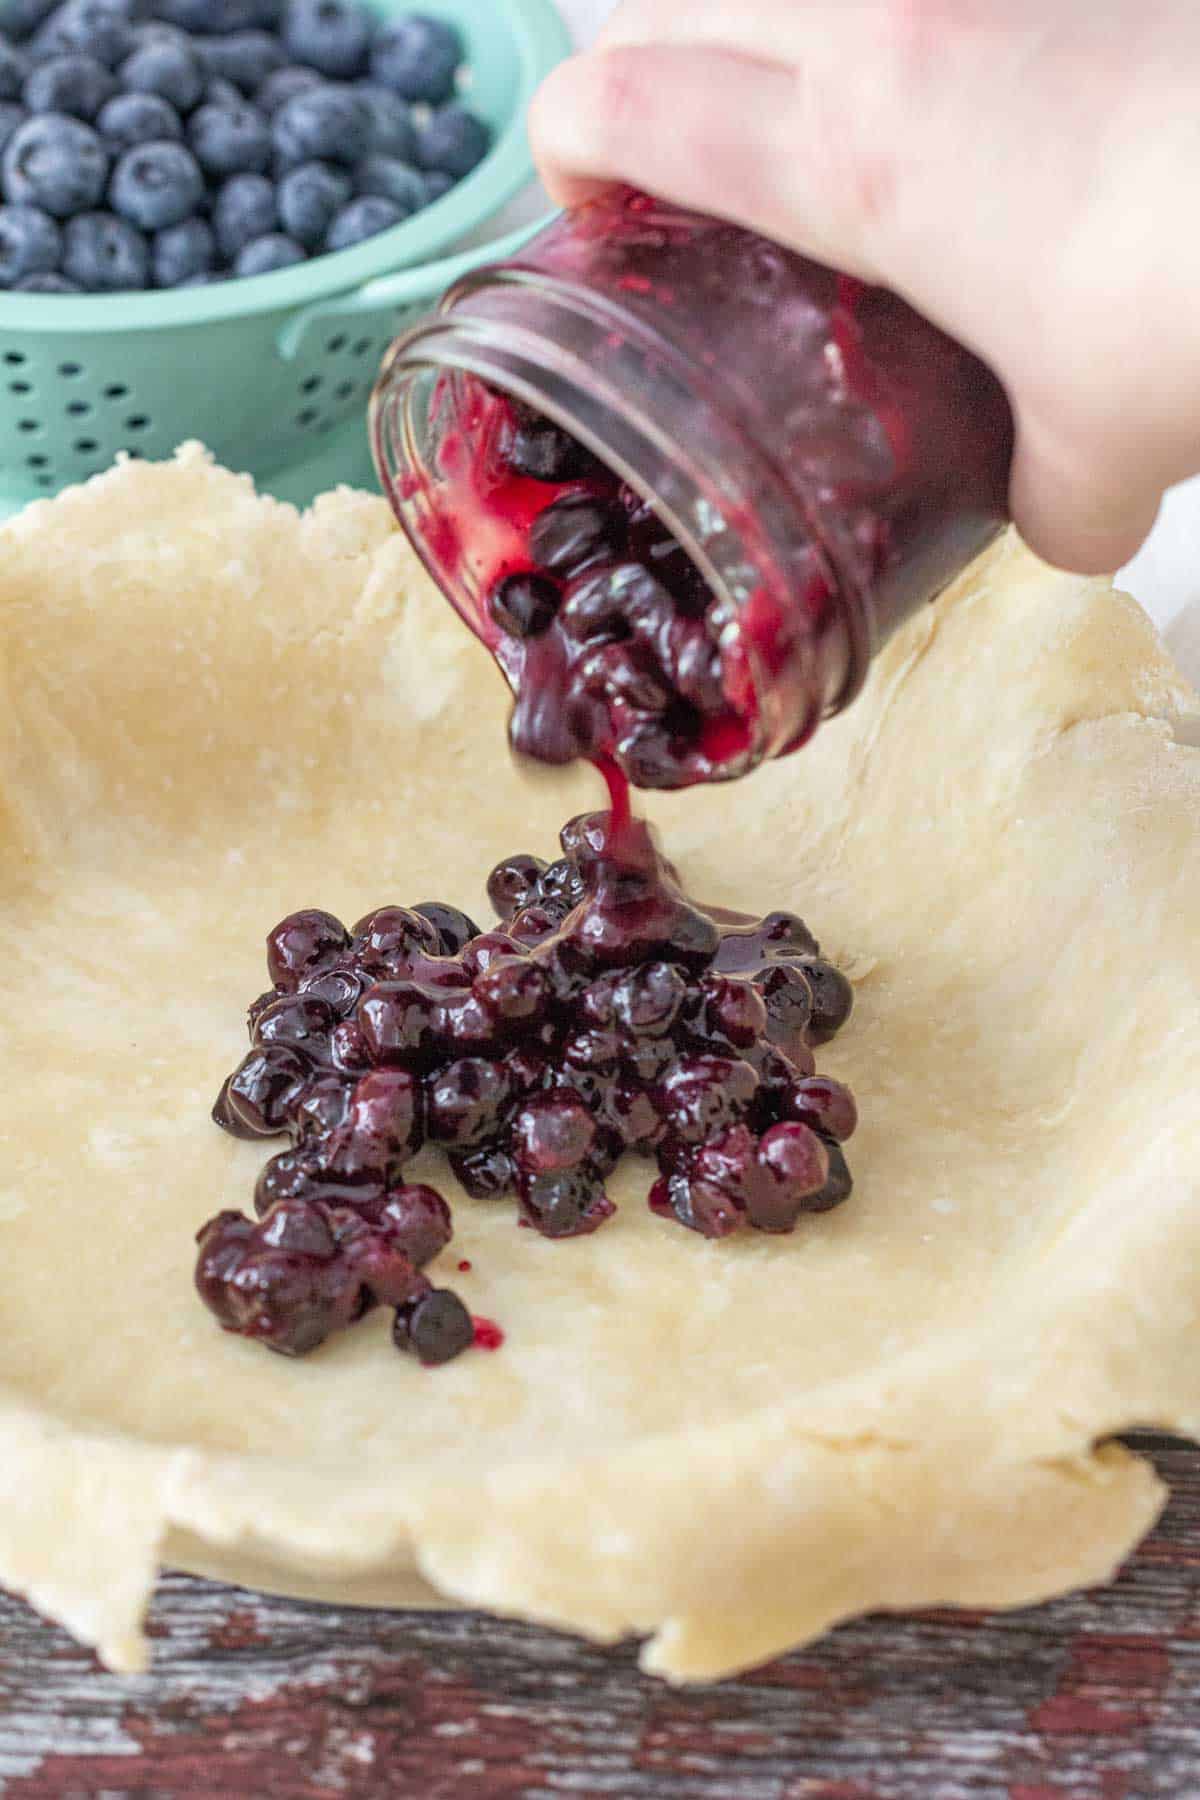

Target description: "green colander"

left=0, top=0, right=571, bottom=514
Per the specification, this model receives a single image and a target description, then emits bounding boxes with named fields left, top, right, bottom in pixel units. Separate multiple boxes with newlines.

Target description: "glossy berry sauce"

left=197, top=810, right=856, bottom=1362
left=425, top=385, right=749, bottom=788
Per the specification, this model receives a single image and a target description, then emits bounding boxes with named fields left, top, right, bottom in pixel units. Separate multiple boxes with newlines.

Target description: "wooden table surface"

left=1, top=1434, right=1197, bottom=1799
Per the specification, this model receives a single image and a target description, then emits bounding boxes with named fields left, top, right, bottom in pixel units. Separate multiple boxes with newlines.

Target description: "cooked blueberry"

left=0, top=198, right=57, bottom=278
left=212, top=167, right=275, bottom=256
left=62, top=206, right=146, bottom=288
left=501, top=401, right=599, bottom=484
left=460, top=929, right=525, bottom=974
left=275, top=155, right=348, bottom=246
left=323, top=1066, right=423, bottom=1181
left=802, top=1134, right=853, bottom=1213
left=427, top=1056, right=513, bottom=1148
left=152, top=212, right=213, bottom=284
left=325, top=191, right=402, bottom=250
left=252, top=990, right=335, bottom=1053
left=369, top=13, right=459, bottom=104
left=117, top=41, right=204, bottom=113
left=611, top=961, right=687, bottom=1036
left=449, top=1143, right=516, bottom=1199
left=754, top=963, right=813, bottom=1052
left=699, top=975, right=768, bottom=1049
left=233, top=227, right=304, bottom=273
left=198, top=29, right=284, bottom=94
left=298, top=961, right=367, bottom=1015
left=488, top=571, right=559, bottom=640
left=197, top=1200, right=427, bottom=1356
left=796, top=957, right=854, bottom=1044
left=351, top=150, right=424, bottom=212
left=511, top=1093, right=595, bottom=1175
left=272, top=83, right=369, bottom=168
left=353, top=80, right=415, bottom=159
left=747, top=1121, right=830, bottom=1232
left=529, top=493, right=626, bottom=578
left=287, top=1074, right=351, bottom=1140
left=655, top=1054, right=758, bottom=1144
left=255, top=62, right=320, bottom=115
left=358, top=980, right=440, bottom=1064
left=410, top=901, right=480, bottom=957
left=519, top=1167, right=614, bottom=1238
left=414, top=103, right=488, bottom=179
left=225, top=1042, right=309, bottom=1136
left=189, top=99, right=271, bottom=176
left=3, top=112, right=106, bottom=215
left=393, top=1286, right=473, bottom=1364
left=354, top=903, right=439, bottom=974
left=377, top=1183, right=451, bottom=1268
left=109, top=139, right=203, bottom=229
left=96, top=90, right=181, bottom=148
left=786, top=1076, right=857, bottom=1143
left=328, top=1017, right=371, bottom=1074
left=267, top=907, right=350, bottom=991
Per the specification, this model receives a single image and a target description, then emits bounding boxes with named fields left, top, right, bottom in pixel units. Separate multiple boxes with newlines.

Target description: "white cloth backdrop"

left=512, top=0, right=1200, bottom=678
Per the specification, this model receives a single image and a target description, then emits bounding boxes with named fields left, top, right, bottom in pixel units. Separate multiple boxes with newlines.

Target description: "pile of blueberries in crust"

left=0, top=0, right=490, bottom=292
left=199, top=810, right=857, bottom=1365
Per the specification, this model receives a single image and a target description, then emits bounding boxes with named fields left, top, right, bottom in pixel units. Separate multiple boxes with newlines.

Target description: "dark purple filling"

left=198, top=811, right=856, bottom=1361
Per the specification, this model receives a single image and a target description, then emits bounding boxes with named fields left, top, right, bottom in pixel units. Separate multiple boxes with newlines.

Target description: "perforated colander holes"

left=293, top=331, right=390, bottom=434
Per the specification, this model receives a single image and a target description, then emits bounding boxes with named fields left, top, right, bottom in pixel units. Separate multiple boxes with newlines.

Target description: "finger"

left=529, top=43, right=901, bottom=280
left=596, top=0, right=810, bottom=60
left=1009, top=405, right=1163, bottom=576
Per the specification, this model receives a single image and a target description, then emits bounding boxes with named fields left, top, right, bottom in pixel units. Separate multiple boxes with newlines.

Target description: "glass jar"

left=371, top=187, right=1014, bottom=784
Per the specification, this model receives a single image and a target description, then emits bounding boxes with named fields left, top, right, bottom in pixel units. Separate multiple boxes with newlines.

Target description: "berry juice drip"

left=199, top=809, right=857, bottom=1363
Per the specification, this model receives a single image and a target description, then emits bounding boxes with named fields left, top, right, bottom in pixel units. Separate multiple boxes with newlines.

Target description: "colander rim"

left=0, top=0, right=570, bottom=337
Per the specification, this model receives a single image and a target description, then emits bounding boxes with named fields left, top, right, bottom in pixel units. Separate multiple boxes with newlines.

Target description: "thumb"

left=1010, top=405, right=1162, bottom=576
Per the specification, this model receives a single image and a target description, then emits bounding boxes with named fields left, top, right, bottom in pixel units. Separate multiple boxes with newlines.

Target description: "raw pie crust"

left=1, top=445, right=1197, bottom=1683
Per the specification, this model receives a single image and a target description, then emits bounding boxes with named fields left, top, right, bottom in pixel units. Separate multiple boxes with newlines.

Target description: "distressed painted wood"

left=1, top=1436, right=1198, bottom=1798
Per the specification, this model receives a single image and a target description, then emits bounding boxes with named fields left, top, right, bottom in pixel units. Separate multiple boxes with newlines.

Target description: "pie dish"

left=1, top=445, right=1197, bottom=1681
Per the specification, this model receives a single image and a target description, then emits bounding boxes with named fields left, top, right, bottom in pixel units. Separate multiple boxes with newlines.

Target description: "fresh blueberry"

left=202, top=74, right=242, bottom=107
left=62, top=206, right=147, bottom=289
left=351, top=151, right=424, bottom=213
left=369, top=15, right=460, bottom=104
left=3, top=112, right=107, bottom=215
left=212, top=167, right=274, bottom=256
left=0, top=100, right=26, bottom=154
left=0, top=198, right=57, bottom=279
left=177, top=267, right=225, bottom=284
left=282, top=0, right=369, bottom=79
left=23, top=52, right=115, bottom=119
left=13, top=265, right=75, bottom=286
left=198, top=29, right=284, bottom=95
left=189, top=100, right=271, bottom=176
left=325, top=191, right=401, bottom=252
left=275, top=156, right=348, bottom=247
left=415, top=103, right=488, bottom=179
left=30, top=0, right=132, bottom=67
left=272, top=83, right=369, bottom=168
left=422, top=168, right=453, bottom=203
left=255, top=62, right=319, bottom=115
left=352, top=80, right=415, bottom=160
left=117, top=41, right=204, bottom=114
left=109, top=139, right=203, bottom=229
left=152, top=212, right=213, bottom=284
left=0, top=37, right=25, bottom=99
left=96, top=91, right=181, bottom=148
left=234, top=228, right=304, bottom=274
left=0, top=0, right=57, bottom=43
left=154, top=0, right=262, bottom=28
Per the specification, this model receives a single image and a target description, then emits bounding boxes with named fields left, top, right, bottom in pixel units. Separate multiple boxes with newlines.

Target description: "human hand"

left=531, top=0, right=1200, bottom=575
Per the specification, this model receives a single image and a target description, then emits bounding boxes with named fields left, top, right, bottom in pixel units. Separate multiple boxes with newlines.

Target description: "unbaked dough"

left=0, top=445, right=1198, bottom=1681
